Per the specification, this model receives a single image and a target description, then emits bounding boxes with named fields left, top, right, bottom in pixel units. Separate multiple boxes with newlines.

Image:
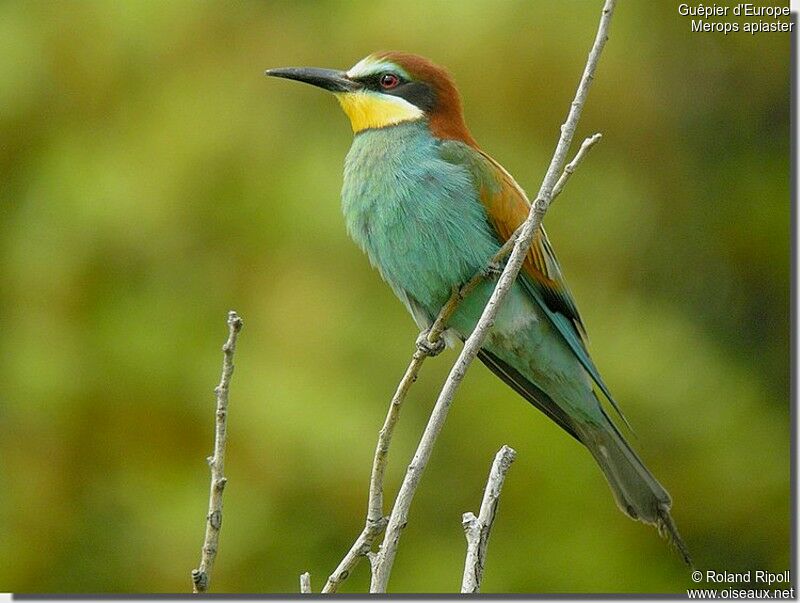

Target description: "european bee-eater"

left=266, top=52, right=690, bottom=563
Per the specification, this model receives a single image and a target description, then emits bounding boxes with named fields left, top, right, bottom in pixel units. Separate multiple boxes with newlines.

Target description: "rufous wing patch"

left=475, top=149, right=586, bottom=335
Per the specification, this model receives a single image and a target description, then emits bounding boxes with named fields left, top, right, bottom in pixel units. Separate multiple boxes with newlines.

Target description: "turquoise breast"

left=340, top=121, right=500, bottom=319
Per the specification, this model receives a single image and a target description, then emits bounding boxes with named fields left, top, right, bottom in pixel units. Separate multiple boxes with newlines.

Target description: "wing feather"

left=439, top=140, right=632, bottom=431
left=477, top=350, right=580, bottom=442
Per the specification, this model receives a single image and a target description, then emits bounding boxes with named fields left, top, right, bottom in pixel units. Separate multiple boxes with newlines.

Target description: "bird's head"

left=266, top=51, right=476, bottom=145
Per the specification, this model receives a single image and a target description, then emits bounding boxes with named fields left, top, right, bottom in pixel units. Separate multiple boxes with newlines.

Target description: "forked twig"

left=461, top=446, right=517, bottom=593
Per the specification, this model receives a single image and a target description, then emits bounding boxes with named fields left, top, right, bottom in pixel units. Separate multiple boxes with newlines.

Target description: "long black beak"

left=264, top=67, right=362, bottom=93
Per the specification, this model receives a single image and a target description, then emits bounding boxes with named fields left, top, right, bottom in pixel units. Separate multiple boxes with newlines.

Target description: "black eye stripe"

left=389, top=81, right=436, bottom=112
left=351, top=73, right=437, bottom=113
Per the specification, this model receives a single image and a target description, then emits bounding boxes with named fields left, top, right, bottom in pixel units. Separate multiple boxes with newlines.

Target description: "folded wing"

left=438, top=140, right=631, bottom=430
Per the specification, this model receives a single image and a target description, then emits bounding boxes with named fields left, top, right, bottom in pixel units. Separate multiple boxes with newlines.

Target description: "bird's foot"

left=415, top=329, right=445, bottom=357
left=482, top=260, right=505, bottom=279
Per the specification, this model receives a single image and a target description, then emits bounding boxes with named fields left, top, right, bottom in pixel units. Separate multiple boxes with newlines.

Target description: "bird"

left=265, top=51, right=690, bottom=564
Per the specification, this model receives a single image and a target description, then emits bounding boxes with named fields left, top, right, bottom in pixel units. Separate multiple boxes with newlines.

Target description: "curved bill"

left=264, top=67, right=362, bottom=92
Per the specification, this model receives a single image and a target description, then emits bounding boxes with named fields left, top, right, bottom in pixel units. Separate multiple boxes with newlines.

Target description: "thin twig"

left=461, top=446, right=517, bottom=593
left=300, top=572, right=312, bottom=594
left=191, top=311, right=244, bottom=594
left=369, top=0, right=617, bottom=592
left=551, top=133, right=602, bottom=201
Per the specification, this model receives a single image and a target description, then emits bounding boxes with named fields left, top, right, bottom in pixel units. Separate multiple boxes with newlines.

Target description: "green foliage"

left=0, top=0, right=789, bottom=593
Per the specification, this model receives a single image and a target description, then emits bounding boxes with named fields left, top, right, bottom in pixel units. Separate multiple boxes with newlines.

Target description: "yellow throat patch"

left=335, top=91, right=424, bottom=133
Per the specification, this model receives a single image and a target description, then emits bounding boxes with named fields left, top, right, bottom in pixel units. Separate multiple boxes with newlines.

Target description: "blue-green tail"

left=577, top=412, right=693, bottom=566
left=477, top=349, right=691, bottom=566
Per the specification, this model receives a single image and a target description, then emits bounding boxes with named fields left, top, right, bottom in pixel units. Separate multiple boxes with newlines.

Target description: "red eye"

left=380, top=73, right=400, bottom=89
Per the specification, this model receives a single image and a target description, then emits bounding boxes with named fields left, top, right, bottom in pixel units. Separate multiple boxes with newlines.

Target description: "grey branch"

left=369, top=0, right=617, bottom=592
left=300, top=572, right=312, bottom=594
left=191, top=311, right=243, bottom=594
left=321, top=350, right=426, bottom=592
left=321, top=343, right=434, bottom=592
left=461, top=445, right=517, bottom=593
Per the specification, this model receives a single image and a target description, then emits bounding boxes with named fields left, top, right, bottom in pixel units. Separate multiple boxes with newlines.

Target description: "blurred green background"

left=0, top=0, right=790, bottom=594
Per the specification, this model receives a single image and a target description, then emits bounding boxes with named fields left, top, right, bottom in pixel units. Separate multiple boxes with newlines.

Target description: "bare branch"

left=191, top=311, right=243, bottom=594
left=369, top=1, right=617, bottom=592
left=300, top=572, right=312, bottom=594
left=551, top=132, right=602, bottom=201
left=461, top=445, right=517, bottom=593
